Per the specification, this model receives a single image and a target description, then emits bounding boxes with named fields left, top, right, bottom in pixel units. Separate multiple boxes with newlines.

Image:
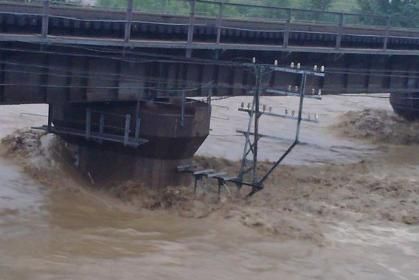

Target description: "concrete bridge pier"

left=390, top=92, right=419, bottom=120
left=50, top=98, right=211, bottom=188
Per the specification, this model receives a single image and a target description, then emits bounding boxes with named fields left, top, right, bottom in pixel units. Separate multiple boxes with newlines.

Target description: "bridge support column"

left=51, top=99, right=211, bottom=188
left=76, top=145, right=193, bottom=188
left=390, top=92, right=419, bottom=120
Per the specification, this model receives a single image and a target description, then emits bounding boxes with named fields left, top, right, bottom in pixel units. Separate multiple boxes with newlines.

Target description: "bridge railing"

left=0, top=0, right=419, bottom=52
left=2, top=0, right=415, bottom=29
left=145, top=0, right=415, bottom=30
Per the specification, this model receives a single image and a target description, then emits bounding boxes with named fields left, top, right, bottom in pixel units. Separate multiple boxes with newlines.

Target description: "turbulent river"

left=0, top=96, right=418, bottom=279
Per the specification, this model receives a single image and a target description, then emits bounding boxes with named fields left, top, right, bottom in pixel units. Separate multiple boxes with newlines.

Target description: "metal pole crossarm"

left=238, top=108, right=320, bottom=123
left=266, top=89, right=322, bottom=100
left=237, top=130, right=293, bottom=142
left=269, top=66, right=326, bottom=77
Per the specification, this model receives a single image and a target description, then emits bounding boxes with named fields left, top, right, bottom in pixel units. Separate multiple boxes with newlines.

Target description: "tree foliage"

left=91, top=0, right=419, bottom=29
left=356, top=0, right=419, bottom=28
left=309, top=0, right=334, bottom=10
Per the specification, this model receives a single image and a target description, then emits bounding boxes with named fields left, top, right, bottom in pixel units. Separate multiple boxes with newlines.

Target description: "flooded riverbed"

left=0, top=97, right=418, bottom=279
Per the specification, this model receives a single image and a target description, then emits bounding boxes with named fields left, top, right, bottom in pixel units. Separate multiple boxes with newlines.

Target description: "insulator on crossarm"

left=274, top=59, right=278, bottom=66
left=294, top=86, right=299, bottom=92
left=290, top=62, right=295, bottom=68
left=297, top=63, right=301, bottom=69
left=314, top=65, right=318, bottom=71
left=315, top=113, right=319, bottom=121
left=311, top=88, right=315, bottom=95
left=269, top=106, right=272, bottom=113
left=247, top=103, right=251, bottom=109
left=241, top=102, right=244, bottom=108
left=288, top=85, right=292, bottom=91
left=321, top=65, right=325, bottom=73
left=285, top=108, right=288, bottom=115
left=318, top=89, right=322, bottom=96
left=263, top=104, right=266, bottom=112
left=252, top=57, right=256, bottom=64
left=292, top=110, right=295, bottom=117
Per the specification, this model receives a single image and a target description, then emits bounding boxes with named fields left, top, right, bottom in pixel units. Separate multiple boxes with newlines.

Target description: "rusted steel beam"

left=363, top=55, right=372, bottom=90
left=81, top=58, right=89, bottom=101
left=3, top=33, right=419, bottom=56
left=336, top=13, right=344, bottom=49
left=283, top=8, right=291, bottom=48
left=41, top=0, right=49, bottom=38
left=85, top=108, right=91, bottom=139
left=124, top=0, right=133, bottom=42
left=114, top=60, right=121, bottom=100
left=383, top=16, right=391, bottom=50
left=0, top=52, right=4, bottom=103
left=216, top=1, right=224, bottom=45
left=65, top=56, right=72, bottom=102
left=186, top=0, right=196, bottom=58
left=39, top=53, right=49, bottom=102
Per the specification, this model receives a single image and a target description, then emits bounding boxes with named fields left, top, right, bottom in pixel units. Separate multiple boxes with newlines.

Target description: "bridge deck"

left=1, top=1, right=419, bottom=106
left=1, top=1, right=419, bottom=55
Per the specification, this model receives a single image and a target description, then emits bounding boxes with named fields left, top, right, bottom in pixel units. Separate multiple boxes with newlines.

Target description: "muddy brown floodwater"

left=0, top=96, right=418, bottom=280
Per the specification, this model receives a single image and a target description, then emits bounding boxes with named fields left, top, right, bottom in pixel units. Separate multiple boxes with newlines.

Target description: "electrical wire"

left=1, top=44, right=419, bottom=97
left=0, top=81, right=214, bottom=93
left=0, top=61, right=219, bottom=88
left=0, top=44, right=251, bottom=69
left=1, top=43, right=418, bottom=81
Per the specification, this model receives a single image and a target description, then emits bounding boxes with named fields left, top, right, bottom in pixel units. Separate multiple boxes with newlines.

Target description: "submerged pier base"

left=390, top=92, right=419, bottom=121
left=51, top=98, right=211, bottom=188
left=76, top=145, right=193, bottom=188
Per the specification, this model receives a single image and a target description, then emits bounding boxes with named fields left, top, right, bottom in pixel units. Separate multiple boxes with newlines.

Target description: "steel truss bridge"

left=0, top=0, right=418, bottom=188
left=0, top=0, right=419, bottom=103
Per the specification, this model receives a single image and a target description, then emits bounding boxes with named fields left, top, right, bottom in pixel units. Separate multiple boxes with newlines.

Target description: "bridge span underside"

left=1, top=43, right=419, bottom=106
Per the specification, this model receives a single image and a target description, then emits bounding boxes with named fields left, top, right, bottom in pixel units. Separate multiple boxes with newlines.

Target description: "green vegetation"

left=95, top=0, right=358, bottom=14
left=356, top=0, right=419, bottom=28
left=94, top=0, right=419, bottom=29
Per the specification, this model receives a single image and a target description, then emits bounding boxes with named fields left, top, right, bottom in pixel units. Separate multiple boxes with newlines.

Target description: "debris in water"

left=1, top=128, right=418, bottom=246
left=335, top=109, right=419, bottom=144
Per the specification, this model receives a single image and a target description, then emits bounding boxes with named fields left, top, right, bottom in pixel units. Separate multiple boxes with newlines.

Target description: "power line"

left=2, top=43, right=419, bottom=80
left=0, top=82, right=214, bottom=93
left=0, top=61, right=218, bottom=87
